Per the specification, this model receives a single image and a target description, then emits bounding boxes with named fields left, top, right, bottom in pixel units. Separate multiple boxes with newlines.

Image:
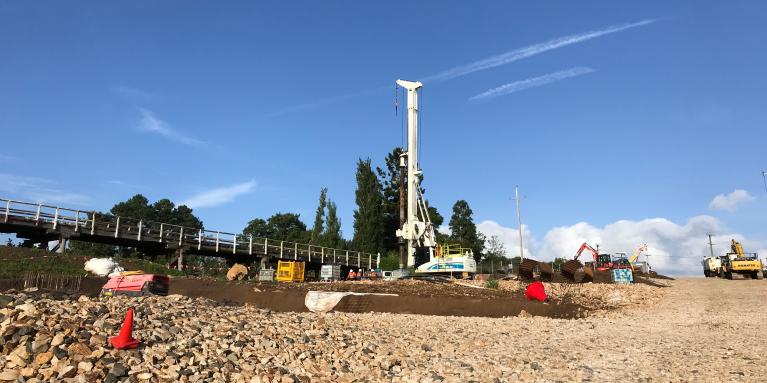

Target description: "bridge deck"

left=1, top=198, right=376, bottom=269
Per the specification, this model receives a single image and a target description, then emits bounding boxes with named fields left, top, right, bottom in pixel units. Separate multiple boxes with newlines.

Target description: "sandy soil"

left=390, top=277, right=767, bottom=382
left=2, top=277, right=764, bottom=382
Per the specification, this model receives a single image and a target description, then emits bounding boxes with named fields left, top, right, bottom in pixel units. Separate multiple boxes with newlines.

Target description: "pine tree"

left=310, top=188, right=327, bottom=244
left=352, top=158, right=385, bottom=253
left=322, top=200, right=342, bottom=248
left=448, top=200, right=485, bottom=262
left=377, top=147, right=445, bottom=251
left=377, top=148, right=404, bottom=252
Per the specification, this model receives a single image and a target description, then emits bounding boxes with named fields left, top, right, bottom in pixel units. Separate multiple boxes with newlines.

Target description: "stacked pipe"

left=561, top=260, right=594, bottom=283
left=518, top=258, right=540, bottom=280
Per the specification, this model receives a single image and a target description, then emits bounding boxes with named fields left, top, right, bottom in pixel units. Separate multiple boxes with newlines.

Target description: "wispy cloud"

left=179, top=180, right=256, bottom=209
left=469, top=67, right=595, bottom=102
left=271, top=19, right=657, bottom=115
left=0, top=154, right=19, bottom=162
left=137, top=108, right=206, bottom=147
left=0, top=173, right=90, bottom=205
left=268, top=86, right=387, bottom=117
left=425, top=19, right=656, bottom=82
left=709, top=189, right=754, bottom=212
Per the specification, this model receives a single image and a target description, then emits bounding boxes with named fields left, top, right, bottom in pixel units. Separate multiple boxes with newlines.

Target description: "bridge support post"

left=57, top=234, right=67, bottom=254
left=177, top=247, right=184, bottom=271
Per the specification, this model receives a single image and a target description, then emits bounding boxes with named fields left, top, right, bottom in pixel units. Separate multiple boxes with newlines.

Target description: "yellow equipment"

left=628, top=244, right=648, bottom=273
left=276, top=260, right=305, bottom=282
left=720, top=240, right=763, bottom=280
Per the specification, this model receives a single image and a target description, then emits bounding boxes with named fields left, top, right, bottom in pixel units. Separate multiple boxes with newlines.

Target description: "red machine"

left=562, top=242, right=615, bottom=282
left=101, top=272, right=170, bottom=297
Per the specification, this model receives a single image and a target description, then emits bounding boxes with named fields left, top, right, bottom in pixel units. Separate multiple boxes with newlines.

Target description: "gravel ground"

left=1, top=278, right=764, bottom=382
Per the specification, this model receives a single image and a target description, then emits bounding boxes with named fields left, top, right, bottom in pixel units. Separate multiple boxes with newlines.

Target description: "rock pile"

left=462, top=279, right=668, bottom=310
left=4, top=278, right=763, bottom=382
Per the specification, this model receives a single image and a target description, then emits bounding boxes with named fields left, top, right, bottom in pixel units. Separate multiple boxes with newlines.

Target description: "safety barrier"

left=276, top=260, right=305, bottom=282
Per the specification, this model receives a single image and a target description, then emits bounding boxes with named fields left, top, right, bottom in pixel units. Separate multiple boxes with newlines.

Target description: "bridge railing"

left=1, top=197, right=377, bottom=268
left=3, top=198, right=92, bottom=231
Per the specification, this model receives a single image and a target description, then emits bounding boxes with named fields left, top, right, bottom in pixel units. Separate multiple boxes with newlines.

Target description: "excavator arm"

left=574, top=242, right=599, bottom=263
left=628, top=244, right=648, bottom=272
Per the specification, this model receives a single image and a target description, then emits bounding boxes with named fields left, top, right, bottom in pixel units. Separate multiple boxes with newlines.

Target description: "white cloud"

left=137, top=108, right=206, bottom=147
left=179, top=180, right=256, bottom=209
left=424, top=19, right=656, bottom=82
left=0, top=173, right=89, bottom=205
left=469, top=67, right=595, bottom=102
left=477, top=220, right=536, bottom=258
left=479, top=215, right=765, bottom=276
left=708, top=189, right=754, bottom=212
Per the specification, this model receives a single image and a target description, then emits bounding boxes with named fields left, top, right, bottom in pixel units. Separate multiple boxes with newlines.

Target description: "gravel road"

left=1, top=278, right=764, bottom=382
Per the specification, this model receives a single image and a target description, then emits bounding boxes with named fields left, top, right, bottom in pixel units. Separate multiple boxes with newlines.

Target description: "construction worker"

left=348, top=269, right=356, bottom=281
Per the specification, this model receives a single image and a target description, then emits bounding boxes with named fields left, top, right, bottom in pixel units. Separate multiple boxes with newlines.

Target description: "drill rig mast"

left=394, top=79, right=437, bottom=268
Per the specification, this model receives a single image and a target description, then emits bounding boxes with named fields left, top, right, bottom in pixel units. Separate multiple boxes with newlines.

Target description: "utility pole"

left=762, top=170, right=767, bottom=193
left=515, top=186, right=524, bottom=261
left=707, top=233, right=715, bottom=258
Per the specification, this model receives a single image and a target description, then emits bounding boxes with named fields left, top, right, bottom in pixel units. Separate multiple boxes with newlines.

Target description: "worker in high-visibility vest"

left=348, top=269, right=356, bottom=281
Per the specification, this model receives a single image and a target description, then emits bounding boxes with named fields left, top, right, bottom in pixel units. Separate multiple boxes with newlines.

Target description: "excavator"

left=561, top=243, right=648, bottom=282
left=561, top=242, right=604, bottom=282
left=719, top=239, right=763, bottom=280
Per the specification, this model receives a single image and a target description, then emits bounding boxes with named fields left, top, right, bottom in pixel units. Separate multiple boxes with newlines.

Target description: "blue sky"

left=1, top=2, right=765, bottom=273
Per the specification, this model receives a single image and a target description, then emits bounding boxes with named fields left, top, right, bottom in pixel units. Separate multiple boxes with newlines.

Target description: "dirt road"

left=371, top=277, right=767, bottom=382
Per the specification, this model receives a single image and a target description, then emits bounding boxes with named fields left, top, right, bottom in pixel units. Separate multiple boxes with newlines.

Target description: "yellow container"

left=276, top=261, right=305, bottom=282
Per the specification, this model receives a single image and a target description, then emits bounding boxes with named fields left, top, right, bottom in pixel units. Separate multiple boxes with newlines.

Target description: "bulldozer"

left=719, top=239, right=763, bottom=280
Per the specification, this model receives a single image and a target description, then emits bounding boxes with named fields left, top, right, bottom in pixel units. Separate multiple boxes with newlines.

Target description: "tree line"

left=64, top=146, right=488, bottom=266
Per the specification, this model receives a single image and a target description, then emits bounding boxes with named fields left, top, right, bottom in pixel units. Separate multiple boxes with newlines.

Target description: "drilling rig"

left=394, top=79, right=477, bottom=278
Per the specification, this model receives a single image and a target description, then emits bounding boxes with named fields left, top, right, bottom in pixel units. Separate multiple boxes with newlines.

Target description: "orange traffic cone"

left=110, top=308, right=140, bottom=349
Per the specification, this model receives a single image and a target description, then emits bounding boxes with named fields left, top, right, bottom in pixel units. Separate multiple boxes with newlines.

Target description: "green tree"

left=68, top=240, right=115, bottom=257
left=353, top=158, right=385, bottom=253
left=484, top=235, right=507, bottom=260
left=111, top=194, right=153, bottom=220
left=266, top=213, right=308, bottom=242
left=448, top=200, right=485, bottom=262
left=310, top=187, right=327, bottom=244
left=376, top=148, right=404, bottom=252
left=110, top=194, right=202, bottom=228
left=173, top=205, right=203, bottom=228
left=379, top=250, right=400, bottom=271
left=376, top=147, right=444, bottom=252
left=322, top=201, right=342, bottom=248
left=151, top=199, right=176, bottom=223
left=242, top=218, right=271, bottom=239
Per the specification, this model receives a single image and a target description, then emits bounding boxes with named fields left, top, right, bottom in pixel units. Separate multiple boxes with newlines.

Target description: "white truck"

left=702, top=256, right=722, bottom=277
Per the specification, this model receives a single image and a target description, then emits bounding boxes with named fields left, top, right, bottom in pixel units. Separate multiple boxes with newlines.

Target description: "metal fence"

left=1, top=197, right=377, bottom=267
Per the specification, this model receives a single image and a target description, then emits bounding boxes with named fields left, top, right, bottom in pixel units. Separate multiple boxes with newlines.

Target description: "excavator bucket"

left=561, top=260, right=594, bottom=283
left=518, top=259, right=540, bottom=280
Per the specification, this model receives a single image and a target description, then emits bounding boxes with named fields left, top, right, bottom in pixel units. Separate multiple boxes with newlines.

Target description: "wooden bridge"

left=0, top=197, right=379, bottom=270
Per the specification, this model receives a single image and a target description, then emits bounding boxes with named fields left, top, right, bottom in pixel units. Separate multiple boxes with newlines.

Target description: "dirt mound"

left=166, top=278, right=586, bottom=318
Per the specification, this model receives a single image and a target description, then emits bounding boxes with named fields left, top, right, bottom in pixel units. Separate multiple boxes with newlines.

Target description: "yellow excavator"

left=719, top=239, right=763, bottom=280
